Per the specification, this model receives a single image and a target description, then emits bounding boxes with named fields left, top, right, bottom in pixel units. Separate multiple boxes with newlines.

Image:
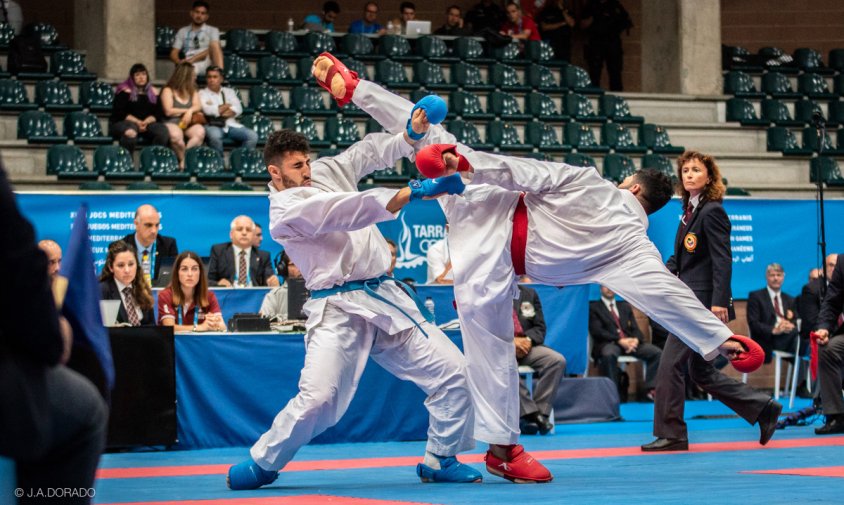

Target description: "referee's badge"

left=684, top=232, right=698, bottom=253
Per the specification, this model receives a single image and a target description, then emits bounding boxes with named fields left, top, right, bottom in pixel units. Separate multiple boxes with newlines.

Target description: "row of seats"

left=0, top=79, right=112, bottom=112
left=723, top=46, right=844, bottom=75
left=726, top=97, right=844, bottom=127
left=0, top=21, right=64, bottom=50
left=767, top=126, right=844, bottom=156
left=724, top=70, right=844, bottom=99
left=2, top=49, right=95, bottom=81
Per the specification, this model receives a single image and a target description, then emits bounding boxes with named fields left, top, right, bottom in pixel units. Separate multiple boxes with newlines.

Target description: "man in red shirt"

left=501, top=1, right=541, bottom=41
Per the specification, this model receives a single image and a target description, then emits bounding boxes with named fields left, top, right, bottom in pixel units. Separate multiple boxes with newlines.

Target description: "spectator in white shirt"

left=199, top=66, right=258, bottom=156
left=170, top=0, right=223, bottom=76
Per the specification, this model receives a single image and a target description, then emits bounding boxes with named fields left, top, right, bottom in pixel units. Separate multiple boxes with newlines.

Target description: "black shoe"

left=534, top=414, right=554, bottom=435
left=757, top=399, right=783, bottom=445
left=815, top=415, right=844, bottom=435
left=795, top=384, right=813, bottom=399
left=519, top=416, right=539, bottom=435
left=640, top=438, right=688, bottom=452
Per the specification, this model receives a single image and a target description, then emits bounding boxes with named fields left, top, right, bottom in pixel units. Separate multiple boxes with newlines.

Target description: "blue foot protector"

left=227, top=458, right=279, bottom=490
left=406, top=95, right=448, bottom=140
left=416, top=456, right=483, bottom=483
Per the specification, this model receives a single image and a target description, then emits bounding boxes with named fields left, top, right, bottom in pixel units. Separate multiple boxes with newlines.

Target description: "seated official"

left=747, top=263, right=799, bottom=361
left=260, top=252, right=303, bottom=321
left=99, top=241, right=156, bottom=326
left=117, top=203, right=179, bottom=287
left=158, top=251, right=226, bottom=332
left=208, top=215, right=279, bottom=287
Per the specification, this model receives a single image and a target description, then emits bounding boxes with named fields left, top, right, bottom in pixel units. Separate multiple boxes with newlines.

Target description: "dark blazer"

left=800, top=278, right=824, bottom=341
left=665, top=199, right=735, bottom=320
left=208, top=242, right=275, bottom=286
left=746, top=287, right=799, bottom=360
left=119, top=233, right=179, bottom=280
left=514, top=285, right=546, bottom=345
left=99, top=279, right=156, bottom=326
left=818, top=255, right=844, bottom=335
left=589, top=299, right=645, bottom=359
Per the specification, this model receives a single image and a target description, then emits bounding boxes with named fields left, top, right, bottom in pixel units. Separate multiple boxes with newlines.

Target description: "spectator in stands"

left=500, top=2, right=541, bottom=41
left=199, top=65, right=257, bottom=157
left=0, top=164, right=107, bottom=505
left=259, top=251, right=303, bottom=321
left=38, top=239, right=62, bottom=282
left=158, top=251, right=226, bottom=332
left=252, top=223, right=263, bottom=249
left=0, top=0, right=23, bottom=35
left=349, top=1, right=387, bottom=35
left=170, top=0, right=223, bottom=76
left=799, top=253, right=839, bottom=395
left=98, top=240, right=155, bottom=326
left=465, top=0, right=506, bottom=35
left=426, top=228, right=453, bottom=284
left=515, top=281, right=565, bottom=435
left=389, top=1, right=416, bottom=35
left=581, top=0, right=632, bottom=91
left=109, top=63, right=169, bottom=155
left=386, top=239, right=398, bottom=277
left=118, top=204, right=179, bottom=287
left=435, top=5, right=471, bottom=36
left=812, top=253, right=844, bottom=435
left=590, top=285, right=662, bottom=402
left=537, top=0, right=575, bottom=61
left=160, top=62, right=206, bottom=169
left=746, top=263, right=799, bottom=361
left=304, top=1, right=340, bottom=32
left=208, top=215, right=279, bottom=287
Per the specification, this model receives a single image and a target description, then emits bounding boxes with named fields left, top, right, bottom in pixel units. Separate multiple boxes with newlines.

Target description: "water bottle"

left=287, top=17, right=295, bottom=33
left=424, top=296, right=436, bottom=322
left=386, top=20, right=395, bottom=35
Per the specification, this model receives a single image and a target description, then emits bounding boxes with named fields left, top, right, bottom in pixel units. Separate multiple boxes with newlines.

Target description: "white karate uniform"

left=425, top=238, right=453, bottom=283
left=352, top=80, right=735, bottom=445
left=252, top=132, right=475, bottom=471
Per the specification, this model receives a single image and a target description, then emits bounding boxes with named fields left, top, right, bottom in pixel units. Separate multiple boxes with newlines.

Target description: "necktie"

left=513, top=309, right=524, bottom=337
left=122, top=286, right=141, bottom=326
left=142, top=249, right=151, bottom=286
left=238, top=250, right=248, bottom=287
left=773, top=294, right=784, bottom=318
left=682, top=205, right=693, bottom=228
left=609, top=302, right=627, bottom=338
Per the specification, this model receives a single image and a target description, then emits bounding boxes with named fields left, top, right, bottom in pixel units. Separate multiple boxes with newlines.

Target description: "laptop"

left=153, top=256, right=177, bottom=288
left=286, top=277, right=310, bottom=321
left=405, top=20, right=431, bottom=37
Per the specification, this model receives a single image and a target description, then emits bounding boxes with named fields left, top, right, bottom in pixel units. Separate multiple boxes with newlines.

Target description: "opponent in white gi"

left=227, top=113, right=480, bottom=490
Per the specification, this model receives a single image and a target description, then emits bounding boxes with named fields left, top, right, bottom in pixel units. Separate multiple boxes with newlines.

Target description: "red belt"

left=511, top=194, right=528, bottom=276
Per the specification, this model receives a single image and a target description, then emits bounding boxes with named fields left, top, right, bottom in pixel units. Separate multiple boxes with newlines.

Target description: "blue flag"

left=61, top=203, right=114, bottom=389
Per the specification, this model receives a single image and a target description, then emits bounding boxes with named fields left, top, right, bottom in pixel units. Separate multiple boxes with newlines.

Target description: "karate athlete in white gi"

left=311, top=52, right=762, bottom=484
left=227, top=114, right=481, bottom=490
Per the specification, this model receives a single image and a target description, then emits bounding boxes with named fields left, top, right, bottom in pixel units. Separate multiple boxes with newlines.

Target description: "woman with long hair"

left=158, top=251, right=225, bottom=332
left=99, top=240, right=156, bottom=326
left=160, top=62, right=205, bottom=169
left=109, top=63, right=169, bottom=154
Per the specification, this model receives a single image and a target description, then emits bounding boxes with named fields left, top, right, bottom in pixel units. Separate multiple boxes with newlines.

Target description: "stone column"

left=641, top=0, right=721, bottom=95
left=75, top=0, right=156, bottom=81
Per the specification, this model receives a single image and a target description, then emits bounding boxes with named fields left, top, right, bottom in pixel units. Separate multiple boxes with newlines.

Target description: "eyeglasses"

left=366, top=9, right=378, bottom=14
left=192, top=34, right=200, bottom=50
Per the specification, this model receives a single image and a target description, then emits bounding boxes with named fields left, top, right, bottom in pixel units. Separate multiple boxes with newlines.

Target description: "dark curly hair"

left=263, top=129, right=311, bottom=167
left=633, top=168, right=674, bottom=215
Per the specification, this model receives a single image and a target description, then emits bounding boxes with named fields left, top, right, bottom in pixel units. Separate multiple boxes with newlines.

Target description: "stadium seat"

left=525, top=63, right=561, bottom=91
left=231, top=147, right=266, bottom=181
left=187, top=146, right=234, bottom=181
left=525, top=122, right=568, bottom=152
left=759, top=46, right=799, bottom=73
left=452, top=61, right=494, bottom=91
left=602, top=153, right=637, bottom=183
left=602, top=123, right=647, bottom=153
left=17, top=111, right=66, bottom=143
left=492, top=42, right=526, bottom=63
left=490, top=90, right=531, bottom=121
left=290, top=87, right=331, bottom=116
left=793, top=99, right=826, bottom=126
left=344, top=57, right=371, bottom=81
left=561, top=64, right=603, bottom=94
left=564, top=122, right=609, bottom=153
left=50, top=50, right=96, bottom=80
left=35, top=80, right=81, bottom=111
left=239, top=114, right=274, bottom=145
left=765, top=127, right=812, bottom=155
left=304, top=32, right=337, bottom=55
left=641, top=153, right=676, bottom=180
left=371, top=167, right=409, bottom=183
left=248, top=84, right=290, bottom=116
left=599, top=95, right=644, bottom=124
left=63, top=111, right=111, bottom=144
left=95, top=145, right=144, bottom=180
left=375, top=59, right=419, bottom=89
left=295, top=56, right=317, bottom=83
left=802, top=127, right=843, bottom=155
left=564, top=152, right=597, bottom=168
left=797, top=73, right=835, bottom=99
left=282, top=116, right=329, bottom=148
left=414, top=60, right=456, bottom=90
left=829, top=101, right=844, bottom=127
left=220, top=181, right=254, bottom=191
left=224, top=29, right=266, bottom=57
left=324, top=116, right=361, bottom=147
left=726, top=97, right=767, bottom=126
left=722, top=45, right=762, bottom=72
left=0, top=79, right=37, bottom=111
left=761, top=71, right=800, bottom=98
left=78, top=181, right=113, bottom=190
left=378, top=35, right=420, bottom=62
left=446, top=119, right=493, bottom=150
left=810, top=157, right=844, bottom=186
left=410, top=89, right=437, bottom=104
left=417, top=36, right=456, bottom=63
left=155, top=25, right=175, bottom=57
left=142, top=146, right=189, bottom=181
left=723, top=70, right=764, bottom=98
left=223, top=54, right=260, bottom=85
left=835, top=74, right=844, bottom=96
left=638, top=124, right=684, bottom=154
left=266, top=31, right=304, bottom=57
left=79, top=81, right=114, bottom=112
left=829, top=49, right=844, bottom=73
left=0, top=22, right=15, bottom=49
left=491, top=63, right=530, bottom=92
left=487, top=119, right=531, bottom=151
left=564, top=93, right=607, bottom=122
left=174, top=181, right=208, bottom=191
left=793, top=48, right=834, bottom=75
left=760, top=99, right=803, bottom=127
left=126, top=181, right=161, bottom=190
left=365, top=118, right=384, bottom=134
left=33, top=22, right=62, bottom=49
left=455, top=37, right=493, bottom=63
left=525, top=91, right=566, bottom=121
left=256, top=55, right=297, bottom=85
left=46, top=144, right=91, bottom=178
left=526, top=40, right=559, bottom=63
left=343, top=34, right=381, bottom=61
left=330, top=94, right=367, bottom=117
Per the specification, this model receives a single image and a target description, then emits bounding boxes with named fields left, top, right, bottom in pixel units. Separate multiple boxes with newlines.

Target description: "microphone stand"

left=813, top=112, right=828, bottom=297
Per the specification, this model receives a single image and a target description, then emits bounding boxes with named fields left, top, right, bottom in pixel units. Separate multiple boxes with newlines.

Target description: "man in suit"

left=515, top=281, right=565, bottom=435
left=800, top=254, right=839, bottom=347
left=119, top=204, right=179, bottom=286
left=590, top=285, right=662, bottom=401
left=813, top=254, right=844, bottom=434
left=208, top=215, right=279, bottom=287
left=746, top=263, right=799, bottom=360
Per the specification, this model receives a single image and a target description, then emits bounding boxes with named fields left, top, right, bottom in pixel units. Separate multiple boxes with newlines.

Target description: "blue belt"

left=311, top=275, right=434, bottom=336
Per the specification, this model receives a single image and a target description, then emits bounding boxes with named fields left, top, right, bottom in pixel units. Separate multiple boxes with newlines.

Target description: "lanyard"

left=177, top=303, right=200, bottom=327
left=141, top=241, right=156, bottom=287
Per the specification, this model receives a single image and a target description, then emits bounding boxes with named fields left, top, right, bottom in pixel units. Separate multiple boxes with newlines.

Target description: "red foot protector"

left=415, top=144, right=471, bottom=179
left=313, top=52, right=359, bottom=107
left=729, top=334, right=764, bottom=373
left=484, top=444, right=553, bottom=483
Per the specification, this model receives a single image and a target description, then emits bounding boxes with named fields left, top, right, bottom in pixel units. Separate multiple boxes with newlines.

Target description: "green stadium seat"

left=378, top=35, right=420, bottom=62
left=126, top=181, right=161, bottom=190
left=95, top=145, right=144, bottom=180
left=304, top=32, right=337, bottom=55
left=722, top=45, right=762, bottom=73
left=759, top=46, right=799, bottom=74
left=79, top=81, right=114, bottom=112
left=371, top=167, right=409, bottom=183
left=793, top=99, right=826, bottom=126
left=155, top=25, right=175, bottom=57
left=491, top=63, right=530, bottom=92
left=452, top=61, right=494, bottom=91
left=402, top=158, right=420, bottom=180
left=266, top=31, right=304, bottom=57
left=0, top=79, right=37, bottom=111
left=492, top=41, right=525, bottom=62
left=599, top=95, right=644, bottom=124
left=761, top=72, right=800, bottom=98
left=239, top=113, right=274, bottom=145
left=563, top=93, right=607, bottom=122
left=490, top=90, right=531, bottom=121
left=638, top=124, right=684, bottom=154
left=829, top=49, right=844, bottom=73
left=760, top=99, right=802, bottom=127
left=765, top=127, right=812, bottom=155
left=802, top=127, right=842, bottom=155
left=0, top=22, right=15, bottom=49
left=601, top=123, right=646, bottom=153
left=220, top=181, right=254, bottom=191
left=446, top=119, right=493, bottom=150
left=78, top=181, right=113, bottom=190
left=793, top=48, right=834, bottom=75
left=50, top=50, right=96, bottom=80
left=564, top=152, right=597, bottom=168
left=342, top=34, right=382, bottom=61
left=282, top=116, right=329, bottom=148
left=525, top=63, right=560, bottom=91
left=726, top=97, right=768, bottom=126
left=414, top=60, right=457, bottom=90
left=725, top=185, right=751, bottom=196
left=525, top=91, right=566, bottom=121
left=344, top=57, right=371, bottom=80
left=365, top=118, right=384, bottom=134
left=641, top=153, right=676, bottom=180
left=330, top=93, right=367, bottom=117
left=17, top=111, right=66, bottom=143
left=63, top=111, right=111, bottom=144
left=374, top=59, right=419, bottom=89
left=835, top=74, right=844, bottom=96
left=33, top=22, right=62, bottom=49
left=449, top=90, right=491, bottom=119
left=417, top=36, right=457, bottom=63
left=525, top=122, right=568, bottom=152
left=487, top=119, right=531, bottom=151
left=142, top=146, right=189, bottom=181
left=187, top=146, right=234, bottom=181
left=35, top=80, right=81, bottom=111
left=455, top=37, right=493, bottom=63
left=231, top=147, right=266, bottom=181
left=290, top=87, right=331, bottom=116
left=797, top=73, right=835, bottom=99
left=223, top=54, right=260, bottom=85
left=810, top=157, right=844, bottom=186
left=295, top=56, right=317, bottom=83
left=602, top=153, right=637, bottom=183
left=256, top=55, right=297, bottom=85
left=526, top=40, right=559, bottom=63
left=723, top=70, right=764, bottom=98
left=829, top=101, right=844, bottom=128
left=174, top=181, right=208, bottom=191
left=46, top=144, right=91, bottom=178
left=324, top=117, right=361, bottom=147
left=564, top=122, right=609, bottom=153
left=410, top=89, right=437, bottom=103
left=224, top=29, right=267, bottom=57
left=561, top=64, right=603, bottom=94
left=248, top=84, right=290, bottom=116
